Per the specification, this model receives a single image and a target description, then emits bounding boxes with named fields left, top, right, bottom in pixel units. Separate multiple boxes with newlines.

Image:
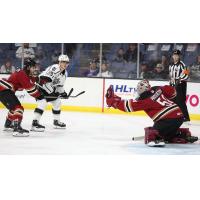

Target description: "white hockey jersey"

left=39, top=64, right=68, bottom=94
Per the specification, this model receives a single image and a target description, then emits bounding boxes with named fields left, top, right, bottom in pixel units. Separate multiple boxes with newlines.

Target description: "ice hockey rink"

left=0, top=108, right=200, bottom=155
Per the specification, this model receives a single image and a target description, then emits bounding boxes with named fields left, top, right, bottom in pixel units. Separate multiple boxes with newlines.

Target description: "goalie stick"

left=132, top=136, right=166, bottom=147
left=132, top=136, right=144, bottom=141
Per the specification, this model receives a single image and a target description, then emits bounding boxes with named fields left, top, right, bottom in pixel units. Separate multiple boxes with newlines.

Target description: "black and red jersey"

left=116, top=85, right=183, bottom=122
left=0, top=69, right=40, bottom=98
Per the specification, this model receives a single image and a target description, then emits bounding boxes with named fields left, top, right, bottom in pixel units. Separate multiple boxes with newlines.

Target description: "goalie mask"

left=137, top=79, right=151, bottom=95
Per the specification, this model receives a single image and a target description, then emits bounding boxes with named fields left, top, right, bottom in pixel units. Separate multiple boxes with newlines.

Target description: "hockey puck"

left=132, top=137, right=135, bottom=140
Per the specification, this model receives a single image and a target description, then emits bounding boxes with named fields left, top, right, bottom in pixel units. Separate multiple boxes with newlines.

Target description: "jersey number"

left=156, top=94, right=174, bottom=107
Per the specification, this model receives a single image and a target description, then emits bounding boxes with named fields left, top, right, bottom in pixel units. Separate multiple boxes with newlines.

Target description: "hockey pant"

left=153, top=117, right=184, bottom=142
left=33, top=98, right=62, bottom=122
left=0, top=89, right=24, bottom=122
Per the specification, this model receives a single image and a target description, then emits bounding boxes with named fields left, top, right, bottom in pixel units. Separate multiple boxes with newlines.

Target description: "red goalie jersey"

left=0, top=69, right=40, bottom=98
left=106, top=85, right=183, bottom=122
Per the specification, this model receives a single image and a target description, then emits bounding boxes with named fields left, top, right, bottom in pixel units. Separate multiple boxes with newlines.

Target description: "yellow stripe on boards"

left=0, top=103, right=200, bottom=120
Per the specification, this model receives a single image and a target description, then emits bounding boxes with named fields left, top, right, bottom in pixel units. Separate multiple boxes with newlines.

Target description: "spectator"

left=124, top=43, right=138, bottom=63
left=51, top=50, right=60, bottom=64
left=190, top=55, right=200, bottom=81
left=139, top=62, right=151, bottom=79
left=83, top=60, right=99, bottom=77
left=97, top=61, right=113, bottom=78
left=93, top=53, right=107, bottom=67
left=161, top=54, right=170, bottom=72
left=35, top=45, right=46, bottom=63
left=149, top=63, right=167, bottom=80
left=112, top=48, right=126, bottom=63
left=128, top=71, right=137, bottom=79
left=65, top=43, right=77, bottom=58
left=16, top=43, right=35, bottom=59
left=0, top=59, right=15, bottom=74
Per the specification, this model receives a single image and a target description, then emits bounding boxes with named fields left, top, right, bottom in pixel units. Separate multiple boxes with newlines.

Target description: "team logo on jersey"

left=53, top=77, right=60, bottom=85
left=52, top=67, right=56, bottom=71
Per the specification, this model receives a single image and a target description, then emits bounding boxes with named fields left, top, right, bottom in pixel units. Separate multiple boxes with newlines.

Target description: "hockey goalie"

left=31, top=54, right=70, bottom=132
left=105, top=79, right=198, bottom=147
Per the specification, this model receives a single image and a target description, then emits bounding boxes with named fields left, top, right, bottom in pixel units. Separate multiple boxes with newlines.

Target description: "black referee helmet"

left=172, top=49, right=181, bottom=55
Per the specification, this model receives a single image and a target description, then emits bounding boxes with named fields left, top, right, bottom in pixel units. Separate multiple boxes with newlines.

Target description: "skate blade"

left=12, top=133, right=29, bottom=137
left=30, top=127, right=45, bottom=132
left=53, top=126, right=66, bottom=129
left=3, top=128, right=14, bottom=132
left=147, top=141, right=165, bottom=147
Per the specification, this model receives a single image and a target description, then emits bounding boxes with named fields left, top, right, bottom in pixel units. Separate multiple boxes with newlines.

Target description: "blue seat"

left=141, top=44, right=160, bottom=62
left=183, top=53, right=197, bottom=66
left=110, top=61, right=125, bottom=72
left=124, top=62, right=137, bottom=72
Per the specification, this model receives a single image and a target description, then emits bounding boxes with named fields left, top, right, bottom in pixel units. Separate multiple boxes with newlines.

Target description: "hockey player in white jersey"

left=31, top=54, right=70, bottom=132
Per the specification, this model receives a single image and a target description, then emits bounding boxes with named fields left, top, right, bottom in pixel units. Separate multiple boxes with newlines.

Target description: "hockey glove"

left=105, top=85, right=121, bottom=108
left=60, top=92, right=69, bottom=99
left=51, top=91, right=60, bottom=97
left=36, top=93, right=44, bottom=100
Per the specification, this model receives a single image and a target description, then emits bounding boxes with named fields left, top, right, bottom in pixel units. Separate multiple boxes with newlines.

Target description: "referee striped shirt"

left=169, top=61, right=189, bottom=83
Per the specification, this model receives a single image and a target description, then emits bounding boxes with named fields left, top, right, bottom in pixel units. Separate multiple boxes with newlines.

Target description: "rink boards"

left=0, top=75, right=200, bottom=120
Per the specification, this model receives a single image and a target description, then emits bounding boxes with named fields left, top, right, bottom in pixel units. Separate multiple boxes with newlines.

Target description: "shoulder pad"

left=39, top=75, right=52, bottom=83
left=16, top=68, right=22, bottom=72
left=151, top=86, right=159, bottom=91
left=50, top=64, right=60, bottom=74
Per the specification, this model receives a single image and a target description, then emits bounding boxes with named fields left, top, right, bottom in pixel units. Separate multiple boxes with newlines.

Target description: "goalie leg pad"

left=178, top=128, right=191, bottom=137
left=144, top=127, right=160, bottom=144
left=170, top=128, right=198, bottom=144
left=144, top=127, right=165, bottom=146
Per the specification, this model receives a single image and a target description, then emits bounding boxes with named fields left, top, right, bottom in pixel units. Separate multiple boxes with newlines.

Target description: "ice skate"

left=31, top=120, right=45, bottom=132
left=185, top=136, right=198, bottom=143
left=12, top=121, right=29, bottom=137
left=53, top=120, right=66, bottom=129
left=3, top=118, right=14, bottom=131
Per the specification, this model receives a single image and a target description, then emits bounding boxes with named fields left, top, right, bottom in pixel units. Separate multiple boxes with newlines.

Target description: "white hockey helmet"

left=58, top=54, right=69, bottom=62
left=137, top=79, right=151, bottom=95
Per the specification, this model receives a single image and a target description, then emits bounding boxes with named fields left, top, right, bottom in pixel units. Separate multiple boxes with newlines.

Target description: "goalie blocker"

left=105, top=80, right=198, bottom=147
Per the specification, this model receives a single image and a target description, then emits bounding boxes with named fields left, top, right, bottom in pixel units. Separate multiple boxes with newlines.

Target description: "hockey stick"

left=66, top=88, right=74, bottom=98
left=69, top=90, right=85, bottom=98
left=43, top=89, right=85, bottom=99
left=36, top=83, right=85, bottom=99
left=132, top=136, right=144, bottom=141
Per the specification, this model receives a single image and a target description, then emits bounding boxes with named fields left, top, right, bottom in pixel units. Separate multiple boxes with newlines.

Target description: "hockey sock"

left=33, top=108, right=44, bottom=121
left=52, top=109, right=61, bottom=121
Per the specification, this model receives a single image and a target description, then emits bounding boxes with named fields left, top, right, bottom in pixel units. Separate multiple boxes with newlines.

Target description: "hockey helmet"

left=23, top=58, right=37, bottom=76
left=172, top=49, right=181, bottom=55
left=24, top=58, right=36, bottom=68
left=58, top=54, right=69, bottom=62
left=137, top=79, right=151, bottom=95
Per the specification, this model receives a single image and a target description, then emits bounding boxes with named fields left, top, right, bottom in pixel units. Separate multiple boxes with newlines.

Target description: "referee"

left=169, top=49, right=190, bottom=122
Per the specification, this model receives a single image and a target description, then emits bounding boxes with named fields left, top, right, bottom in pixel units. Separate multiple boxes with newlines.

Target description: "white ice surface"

left=0, top=108, right=200, bottom=155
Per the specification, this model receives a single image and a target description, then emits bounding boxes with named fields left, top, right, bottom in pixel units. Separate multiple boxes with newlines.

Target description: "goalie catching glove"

left=105, top=86, right=121, bottom=108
